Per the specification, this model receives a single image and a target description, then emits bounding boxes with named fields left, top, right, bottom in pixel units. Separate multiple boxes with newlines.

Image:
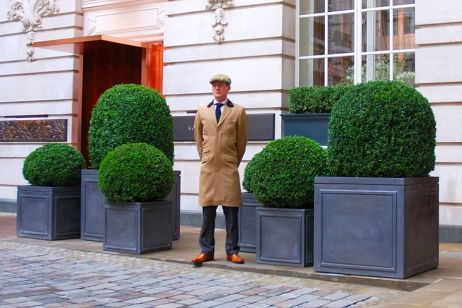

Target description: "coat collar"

left=207, top=99, right=234, bottom=108
left=207, top=99, right=234, bottom=126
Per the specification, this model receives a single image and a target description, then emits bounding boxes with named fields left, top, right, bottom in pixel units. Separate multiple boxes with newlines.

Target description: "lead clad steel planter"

left=314, top=176, right=439, bottom=279
left=17, top=186, right=81, bottom=240
left=167, top=171, right=181, bottom=240
left=256, top=207, right=314, bottom=267
left=281, top=113, right=330, bottom=146
left=104, top=200, right=172, bottom=254
left=238, top=192, right=263, bottom=253
left=81, top=169, right=181, bottom=242
left=81, top=169, right=105, bottom=241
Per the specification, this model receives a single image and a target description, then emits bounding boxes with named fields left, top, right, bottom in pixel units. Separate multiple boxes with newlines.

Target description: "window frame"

left=296, top=0, right=416, bottom=86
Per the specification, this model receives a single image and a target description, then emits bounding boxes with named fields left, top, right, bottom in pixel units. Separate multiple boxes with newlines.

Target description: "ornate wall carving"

left=7, top=0, right=59, bottom=61
left=206, top=0, right=234, bottom=43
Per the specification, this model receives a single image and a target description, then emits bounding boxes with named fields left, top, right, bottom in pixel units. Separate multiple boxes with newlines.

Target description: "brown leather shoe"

left=192, top=252, right=214, bottom=264
left=226, top=254, right=244, bottom=264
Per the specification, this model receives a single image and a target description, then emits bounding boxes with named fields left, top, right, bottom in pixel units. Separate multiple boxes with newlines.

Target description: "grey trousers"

left=199, top=206, right=240, bottom=255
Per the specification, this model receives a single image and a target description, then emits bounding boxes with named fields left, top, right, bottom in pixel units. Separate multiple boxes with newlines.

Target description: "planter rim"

left=315, top=176, right=439, bottom=185
left=18, top=185, right=80, bottom=192
left=104, top=200, right=171, bottom=207
left=257, top=207, right=313, bottom=213
left=82, top=168, right=98, bottom=175
left=281, top=113, right=330, bottom=119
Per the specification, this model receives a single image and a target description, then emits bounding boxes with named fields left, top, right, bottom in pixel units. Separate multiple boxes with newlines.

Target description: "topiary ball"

left=89, top=84, right=173, bottom=169
left=329, top=80, right=436, bottom=177
left=98, top=143, right=174, bottom=202
left=242, top=154, right=258, bottom=193
left=248, top=136, right=327, bottom=208
left=23, top=144, right=85, bottom=187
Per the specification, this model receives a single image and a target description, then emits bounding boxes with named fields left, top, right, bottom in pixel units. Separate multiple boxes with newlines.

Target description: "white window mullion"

left=295, top=0, right=300, bottom=86
left=324, top=0, right=328, bottom=86
left=354, top=0, right=363, bottom=84
left=389, top=4, right=394, bottom=80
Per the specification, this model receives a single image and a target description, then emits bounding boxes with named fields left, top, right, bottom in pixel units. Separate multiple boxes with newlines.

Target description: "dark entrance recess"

left=33, top=35, right=164, bottom=166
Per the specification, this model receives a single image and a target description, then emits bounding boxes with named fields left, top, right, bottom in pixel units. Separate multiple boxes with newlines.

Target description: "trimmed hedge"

left=247, top=136, right=327, bottom=208
left=98, top=143, right=174, bottom=202
left=289, top=84, right=354, bottom=113
left=23, top=144, right=85, bottom=187
left=89, top=84, right=173, bottom=169
left=329, top=80, right=436, bottom=177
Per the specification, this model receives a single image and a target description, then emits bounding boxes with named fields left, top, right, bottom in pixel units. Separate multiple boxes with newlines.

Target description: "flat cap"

left=209, top=73, right=231, bottom=85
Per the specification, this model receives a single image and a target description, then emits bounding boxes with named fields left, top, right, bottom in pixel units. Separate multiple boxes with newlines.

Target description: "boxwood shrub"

left=329, top=80, right=436, bottom=177
left=98, top=143, right=174, bottom=202
left=242, top=154, right=258, bottom=192
left=89, top=84, right=173, bottom=169
left=288, top=84, right=354, bottom=113
left=23, top=143, right=85, bottom=186
left=247, top=136, right=327, bottom=208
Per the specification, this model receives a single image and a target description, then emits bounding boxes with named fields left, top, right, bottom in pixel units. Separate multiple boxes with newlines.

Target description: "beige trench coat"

left=194, top=100, right=248, bottom=207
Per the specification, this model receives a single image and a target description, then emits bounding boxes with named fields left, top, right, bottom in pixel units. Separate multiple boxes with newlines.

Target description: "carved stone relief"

left=206, top=0, right=234, bottom=43
left=7, top=0, right=59, bottom=61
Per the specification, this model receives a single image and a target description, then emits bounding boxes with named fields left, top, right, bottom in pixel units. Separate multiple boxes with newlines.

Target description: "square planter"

left=314, top=176, right=439, bottom=279
left=281, top=113, right=330, bottom=146
left=167, top=171, right=181, bottom=240
left=81, top=169, right=181, bottom=242
left=81, top=169, right=105, bottom=241
left=238, top=192, right=263, bottom=253
left=256, top=207, right=313, bottom=267
left=103, top=200, right=172, bottom=254
left=17, top=186, right=81, bottom=240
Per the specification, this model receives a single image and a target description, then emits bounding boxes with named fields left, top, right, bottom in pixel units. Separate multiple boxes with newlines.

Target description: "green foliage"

left=242, top=155, right=256, bottom=192
left=89, top=84, right=173, bottom=169
left=329, top=80, right=436, bottom=177
left=247, top=136, right=328, bottom=208
left=23, top=144, right=85, bottom=187
left=98, top=143, right=174, bottom=202
left=288, top=84, right=354, bottom=113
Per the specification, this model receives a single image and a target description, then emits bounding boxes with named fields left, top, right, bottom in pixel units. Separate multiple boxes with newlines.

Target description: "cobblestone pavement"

left=0, top=241, right=404, bottom=308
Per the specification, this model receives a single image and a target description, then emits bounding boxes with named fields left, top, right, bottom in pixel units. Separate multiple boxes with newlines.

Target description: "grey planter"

left=314, top=176, right=439, bottom=279
left=281, top=113, right=330, bottom=146
left=238, top=192, right=263, bottom=253
left=256, top=207, right=314, bottom=267
left=167, top=171, right=181, bottom=240
left=103, top=200, right=172, bottom=254
left=81, top=169, right=105, bottom=241
left=81, top=169, right=181, bottom=242
left=17, top=186, right=81, bottom=240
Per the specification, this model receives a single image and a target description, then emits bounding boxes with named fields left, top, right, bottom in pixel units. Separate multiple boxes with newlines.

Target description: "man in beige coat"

left=192, top=73, right=248, bottom=264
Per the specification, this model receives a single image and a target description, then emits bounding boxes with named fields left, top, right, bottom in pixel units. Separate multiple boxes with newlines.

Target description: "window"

left=297, top=0, right=415, bottom=86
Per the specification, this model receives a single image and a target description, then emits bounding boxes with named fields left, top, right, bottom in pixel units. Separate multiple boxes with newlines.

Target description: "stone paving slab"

left=0, top=241, right=405, bottom=307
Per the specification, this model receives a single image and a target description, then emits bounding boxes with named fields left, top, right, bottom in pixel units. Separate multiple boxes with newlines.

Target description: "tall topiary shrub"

left=98, top=143, right=174, bottom=202
left=247, top=136, right=327, bottom=208
left=23, top=143, right=85, bottom=186
left=329, top=80, right=436, bottom=177
left=89, top=84, right=173, bottom=169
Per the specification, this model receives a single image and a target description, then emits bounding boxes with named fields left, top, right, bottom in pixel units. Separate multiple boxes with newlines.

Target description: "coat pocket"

left=201, top=148, right=211, bottom=163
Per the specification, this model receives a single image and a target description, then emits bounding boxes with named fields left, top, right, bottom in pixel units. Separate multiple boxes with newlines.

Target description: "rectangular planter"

left=104, top=200, right=172, bottom=254
left=17, top=186, right=81, bottom=240
left=256, top=207, right=314, bottom=267
left=167, top=171, right=181, bottom=240
left=81, top=169, right=105, bottom=241
left=81, top=169, right=181, bottom=242
left=238, top=192, right=263, bottom=253
left=281, top=113, right=330, bottom=146
left=314, top=176, right=439, bottom=279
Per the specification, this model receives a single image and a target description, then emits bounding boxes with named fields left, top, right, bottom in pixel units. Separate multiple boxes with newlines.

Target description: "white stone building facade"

left=0, top=0, right=461, bottom=240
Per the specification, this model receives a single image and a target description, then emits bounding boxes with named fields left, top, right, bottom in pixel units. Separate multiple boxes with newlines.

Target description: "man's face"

left=212, top=81, right=230, bottom=102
